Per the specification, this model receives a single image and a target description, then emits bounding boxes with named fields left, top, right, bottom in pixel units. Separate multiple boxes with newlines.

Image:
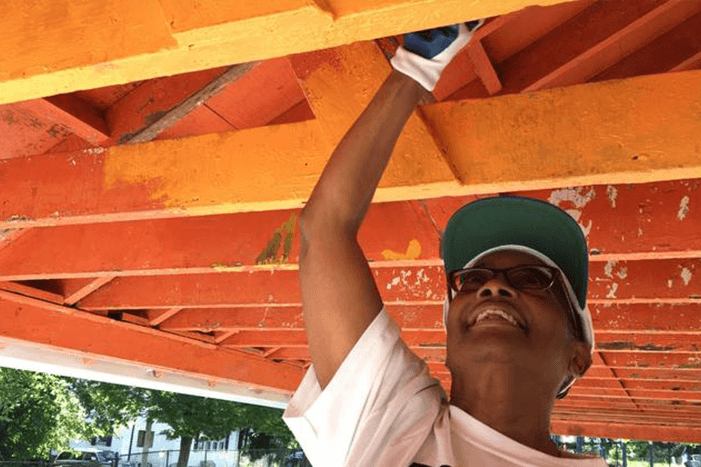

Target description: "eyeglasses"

left=447, top=265, right=581, bottom=340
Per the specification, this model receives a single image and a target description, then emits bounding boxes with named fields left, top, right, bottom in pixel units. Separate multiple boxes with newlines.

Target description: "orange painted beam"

left=0, top=289, right=304, bottom=393
left=466, top=41, right=502, bottom=94
left=73, top=255, right=701, bottom=309
left=157, top=302, right=701, bottom=337
left=0, top=0, right=575, bottom=105
left=421, top=69, right=701, bottom=192
left=288, top=40, right=451, bottom=180
left=550, top=419, right=701, bottom=443
left=0, top=180, right=701, bottom=282
left=4, top=68, right=701, bottom=229
left=524, top=0, right=701, bottom=92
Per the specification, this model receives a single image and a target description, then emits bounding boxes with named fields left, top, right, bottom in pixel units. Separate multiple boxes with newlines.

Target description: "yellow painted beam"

left=2, top=68, right=701, bottom=229
left=0, top=0, right=577, bottom=105
left=288, top=39, right=455, bottom=191
left=420, top=69, right=701, bottom=190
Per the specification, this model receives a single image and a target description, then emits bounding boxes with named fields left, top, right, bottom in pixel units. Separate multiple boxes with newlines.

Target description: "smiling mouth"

left=470, top=315, right=525, bottom=331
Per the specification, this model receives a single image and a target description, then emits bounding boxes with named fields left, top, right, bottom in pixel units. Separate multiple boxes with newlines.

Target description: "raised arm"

left=298, top=68, right=427, bottom=390
left=297, top=22, right=484, bottom=390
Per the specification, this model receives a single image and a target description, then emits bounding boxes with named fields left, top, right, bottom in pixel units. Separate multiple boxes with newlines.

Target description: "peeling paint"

left=605, top=282, right=618, bottom=299
left=83, top=147, right=106, bottom=155
left=616, top=267, right=627, bottom=279
left=606, top=185, right=617, bottom=208
left=547, top=187, right=595, bottom=238
left=604, top=259, right=617, bottom=278
left=680, top=267, right=692, bottom=286
left=381, top=238, right=421, bottom=261
left=677, top=195, right=690, bottom=221
left=386, top=276, right=400, bottom=290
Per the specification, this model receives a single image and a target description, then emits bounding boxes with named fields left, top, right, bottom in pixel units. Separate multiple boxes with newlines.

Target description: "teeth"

left=475, top=309, right=520, bottom=328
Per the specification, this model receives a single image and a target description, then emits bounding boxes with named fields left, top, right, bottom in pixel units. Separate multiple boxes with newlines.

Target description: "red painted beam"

left=212, top=330, right=701, bottom=354
left=156, top=303, right=701, bottom=335
left=0, top=103, right=73, bottom=160
left=550, top=419, right=701, bottom=443
left=40, top=95, right=110, bottom=143
left=106, top=66, right=232, bottom=145
left=0, top=181, right=699, bottom=280
left=0, top=96, right=109, bottom=160
left=466, top=41, right=502, bottom=94
left=524, top=0, right=701, bottom=92
left=0, top=289, right=304, bottom=393
left=495, top=0, right=671, bottom=95
left=589, top=10, right=701, bottom=82
left=428, top=365, right=701, bottom=383
left=671, top=50, right=701, bottom=72
left=74, top=258, right=701, bottom=309
left=63, top=276, right=115, bottom=305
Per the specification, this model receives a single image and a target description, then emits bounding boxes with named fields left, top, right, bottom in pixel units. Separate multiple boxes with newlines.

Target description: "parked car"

left=52, top=449, right=114, bottom=467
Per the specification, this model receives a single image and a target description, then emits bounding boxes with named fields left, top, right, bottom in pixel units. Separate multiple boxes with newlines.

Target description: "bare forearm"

left=300, top=68, right=429, bottom=237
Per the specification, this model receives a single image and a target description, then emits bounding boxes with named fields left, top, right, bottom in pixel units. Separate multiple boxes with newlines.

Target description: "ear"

left=569, top=341, right=593, bottom=378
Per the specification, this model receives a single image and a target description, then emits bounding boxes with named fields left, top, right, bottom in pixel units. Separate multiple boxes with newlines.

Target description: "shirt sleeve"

left=282, top=305, right=446, bottom=467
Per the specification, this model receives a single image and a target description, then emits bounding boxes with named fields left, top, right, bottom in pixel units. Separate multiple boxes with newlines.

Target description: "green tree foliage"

left=67, top=381, right=301, bottom=467
left=0, top=368, right=87, bottom=460
left=68, top=379, right=148, bottom=436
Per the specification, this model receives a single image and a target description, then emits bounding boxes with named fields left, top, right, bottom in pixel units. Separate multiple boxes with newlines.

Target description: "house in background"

left=68, top=416, right=242, bottom=467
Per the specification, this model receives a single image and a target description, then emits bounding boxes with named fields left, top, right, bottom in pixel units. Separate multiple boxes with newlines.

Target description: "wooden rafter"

left=0, top=0, right=574, bottom=105
left=0, top=289, right=305, bottom=392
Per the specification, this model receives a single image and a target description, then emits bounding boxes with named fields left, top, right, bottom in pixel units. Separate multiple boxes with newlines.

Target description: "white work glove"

left=390, top=19, right=485, bottom=92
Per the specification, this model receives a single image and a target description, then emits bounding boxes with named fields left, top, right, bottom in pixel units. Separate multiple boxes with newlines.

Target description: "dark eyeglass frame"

left=446, top=265, right=581, bottom=340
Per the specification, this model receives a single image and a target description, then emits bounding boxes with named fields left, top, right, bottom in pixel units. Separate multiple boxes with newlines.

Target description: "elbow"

left=298, top=208, right=357, bottom=243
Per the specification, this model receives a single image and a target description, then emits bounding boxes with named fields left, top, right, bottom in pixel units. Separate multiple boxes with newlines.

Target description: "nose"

left=476, top=270, right=518, bottom=299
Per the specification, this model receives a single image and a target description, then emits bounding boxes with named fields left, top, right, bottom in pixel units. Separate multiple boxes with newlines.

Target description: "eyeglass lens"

left=453, top=266, right=553, bottom=292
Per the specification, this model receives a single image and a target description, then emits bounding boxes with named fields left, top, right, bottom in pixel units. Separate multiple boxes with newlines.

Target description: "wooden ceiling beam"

left=495, top=0, right=672, bottom=94
left=523, top=0, right=701, bottom=92
left=588, top=10, right=701, bottom=82
left=0, top=0, right=575, bottom=105
left=670, top=49, right=701, bottom=72
left=466, top=41, right=502, bottom=95
left=0, top=289, right=305, bottom=393
left=117, top=63, right=258, bottom=145
left=73, top=259, right=701, bottom=310
left=480, top=1, right=596, bottom=66
left=152, top=303, right=701, bottom=336
left=148, top=308, right=184, bottom=327
left=3, top=68, right=701, bottom=230
left=0, top=179, right=698, bottom=281
left=550, top=418, right=701, bottom=443
left=63, top=276, right=116, bottom=306
left=212, top=328, right=701, bottom=355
